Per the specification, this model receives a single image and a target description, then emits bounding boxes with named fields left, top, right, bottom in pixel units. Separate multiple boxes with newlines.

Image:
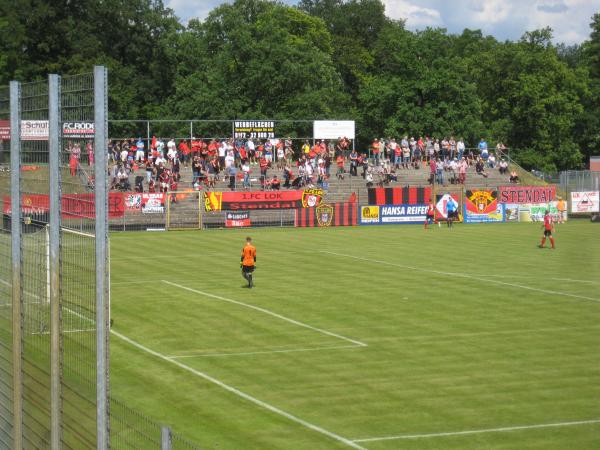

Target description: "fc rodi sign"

left=63, top=122, right=95, bottom=139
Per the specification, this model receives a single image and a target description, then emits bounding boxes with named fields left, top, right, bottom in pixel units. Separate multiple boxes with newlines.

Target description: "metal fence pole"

left=161, top=425, right=172, bottom=450
left=94, top=65, right=110, bottom=450
left=10, top=79, right=23, bottom=450
left=48, top=73, right=63, bottom=450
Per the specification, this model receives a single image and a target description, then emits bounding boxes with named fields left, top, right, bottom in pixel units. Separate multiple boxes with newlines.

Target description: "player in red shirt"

left=539, top=210, right=555, bottom=249
left=424, top=201, right=436, bottom=229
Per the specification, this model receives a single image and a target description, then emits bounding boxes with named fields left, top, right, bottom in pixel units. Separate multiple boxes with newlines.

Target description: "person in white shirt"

left=242, top=160, right=251, bottom=189
left=167, top=144, right=178, bottom=161
left=167, top=138, right=176, bottom=157
left=156, top=138, right=165, bottom=156
left=457, top=139, right=465, bottom=160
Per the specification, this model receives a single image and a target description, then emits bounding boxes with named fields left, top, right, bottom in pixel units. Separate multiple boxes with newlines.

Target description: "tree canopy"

left=1, top=0, right=599, bottom=171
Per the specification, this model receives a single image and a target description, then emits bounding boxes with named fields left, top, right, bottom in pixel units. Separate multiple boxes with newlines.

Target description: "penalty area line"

left=111, top=329, right=367, bottom=450
left=320, top=251, right=600, bottom=304
left=168, top=344, right=361, bottom=359
left=352, top=418, right=600, bottom=443
left=162, top=280, right=367, bottom=347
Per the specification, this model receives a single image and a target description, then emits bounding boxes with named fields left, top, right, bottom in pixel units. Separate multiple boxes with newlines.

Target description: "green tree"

left=167, top=0, right=349, bottom=121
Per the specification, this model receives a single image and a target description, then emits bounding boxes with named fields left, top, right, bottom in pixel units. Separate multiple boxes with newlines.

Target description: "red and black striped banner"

left=367, top=187, right=432, bottom=206
left=295, top=202, right=358, bottom=227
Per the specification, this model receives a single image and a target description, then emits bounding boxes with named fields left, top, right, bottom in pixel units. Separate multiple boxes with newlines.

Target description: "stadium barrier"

left=100, top=184, right=578, bottom=231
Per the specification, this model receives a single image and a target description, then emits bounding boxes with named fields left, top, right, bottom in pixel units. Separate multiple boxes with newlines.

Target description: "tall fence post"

left=161, top=425, right=172, bottom=450
left=94, top=65, right=110, bottom=450
left=10, top=79, right=23, bottom=450
left=48, top=73, right=63, bottom=450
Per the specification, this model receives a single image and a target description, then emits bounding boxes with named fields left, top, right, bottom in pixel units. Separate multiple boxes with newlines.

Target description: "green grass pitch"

left=109, top=221, right=600, bottom=449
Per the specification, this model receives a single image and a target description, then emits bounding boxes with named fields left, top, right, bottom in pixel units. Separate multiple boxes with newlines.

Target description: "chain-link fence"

left=560, top=170, right=600, bottom=193
left=0, top=83, right=14, bottom=450
left=1, top=69, right=203, bottom=449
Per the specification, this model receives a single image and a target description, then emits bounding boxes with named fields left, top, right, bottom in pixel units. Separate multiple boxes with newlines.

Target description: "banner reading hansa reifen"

left=498, top=185, right=556, bottom=204
left=204, top=189, right=324, bottom=211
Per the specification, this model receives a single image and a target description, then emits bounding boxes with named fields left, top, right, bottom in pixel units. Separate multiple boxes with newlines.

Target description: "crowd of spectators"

left=98, top=135, right=514, bottom=193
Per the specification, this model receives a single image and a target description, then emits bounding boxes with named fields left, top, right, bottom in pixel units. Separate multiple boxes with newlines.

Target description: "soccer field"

left=109, top=221, right=600, bottom=450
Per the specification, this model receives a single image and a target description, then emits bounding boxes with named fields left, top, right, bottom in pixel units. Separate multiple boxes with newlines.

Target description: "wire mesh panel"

left=59, top=72, right=100, bottom=449
left=0, top=84, right=14, bottom=450
left=18, top=79, right=53, bottom=450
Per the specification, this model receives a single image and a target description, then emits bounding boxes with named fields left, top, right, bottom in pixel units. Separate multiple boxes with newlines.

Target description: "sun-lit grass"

left=109, top=221, right=600, bottom=450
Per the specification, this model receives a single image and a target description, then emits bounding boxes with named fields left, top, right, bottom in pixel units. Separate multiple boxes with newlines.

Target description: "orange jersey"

left=241, top=243, right=256, bottom=266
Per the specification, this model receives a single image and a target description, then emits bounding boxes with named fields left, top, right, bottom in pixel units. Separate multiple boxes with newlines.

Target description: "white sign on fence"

left=570, top=191, right=600, bottom=213
left=21, top=120, right=49, bottom=141
left=313, top=121, right=355, bottom=140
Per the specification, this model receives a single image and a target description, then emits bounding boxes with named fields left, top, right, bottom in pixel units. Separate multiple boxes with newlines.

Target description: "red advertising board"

left=204, top=189, right=324, bottom=211
left=3, top=193, right=125, bottom=218
left=141, top=193, right=165, bottom=213
left=0, top=120, right=9, bottom=140
left=499, top=185, right=556, bottom=204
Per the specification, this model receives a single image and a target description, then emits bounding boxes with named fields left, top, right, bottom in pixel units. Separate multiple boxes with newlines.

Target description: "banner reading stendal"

left=204, top=189, right=323, bottom=212
left=570, top=191, right=600, bottom=213
left=499, top=185, right=556, bottom=204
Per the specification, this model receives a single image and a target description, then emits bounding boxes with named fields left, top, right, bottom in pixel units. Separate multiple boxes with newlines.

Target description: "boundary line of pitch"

left=351, top=419, right=600, bottom=443
left=320, top=251, right=600, bottom=304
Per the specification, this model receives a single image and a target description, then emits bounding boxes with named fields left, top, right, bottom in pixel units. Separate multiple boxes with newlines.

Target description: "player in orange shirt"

left=241, top=236, right=257, bottom=288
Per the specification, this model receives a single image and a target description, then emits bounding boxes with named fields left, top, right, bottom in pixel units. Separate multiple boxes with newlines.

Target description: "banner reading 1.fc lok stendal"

left=203, top=189, right=324, bottom=212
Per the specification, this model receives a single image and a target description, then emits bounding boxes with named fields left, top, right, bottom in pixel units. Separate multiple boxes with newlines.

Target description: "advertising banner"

left=313, top=121, right=355, bottom=140
left=296, top=202, right=358, bottom=227
left=435, top=193, right=461, bottom=220
left=368, top=187, right=431, bottom=206
left=226, top=211, right=251, bottom=227
left=62, top=122, right=95, bottom=139
left=204, top=189, right=324, bottom=212
left=570, top=191, right=599, bottom=213
left=517, top=202, right=564, bottom=222
left=141, top=193, right=165, bottom=213
left=504, top=203, right=520, bottom=222
left=359, top=204, right=428, bottom=225
left=21, top=120, right=49, bottom=140
left=233, top=121, right=274, bottom=139
left=3, top=193, right=125, bottom=218
left=499, top=185, right=556, bottom=204
left=0, top=120, right=9, bottom=140
left=360, top=205, right=380, bottom=224
left=464, top=204, right=505, bottom=223
left=464, top=190, right=504, bottom=223
left=124, top=193, right=142, bottom=211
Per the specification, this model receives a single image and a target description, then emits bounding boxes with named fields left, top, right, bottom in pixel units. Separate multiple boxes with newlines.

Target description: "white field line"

left=352, top=419, right=600, bottom=443
left=364, top=324, right=600, bottom=343
left=168, top=344, right=361, bottom=359
left=467, top=274, right=600, bottom=285
left=320, top=251, right=600, bottom=304
left=32, top=328, right=95, bottom=336
left=2, top=277, right=367, bottom=449
left=162, top=280, right=367, bottom=347
left=111, top=329, right=367, bottom=450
